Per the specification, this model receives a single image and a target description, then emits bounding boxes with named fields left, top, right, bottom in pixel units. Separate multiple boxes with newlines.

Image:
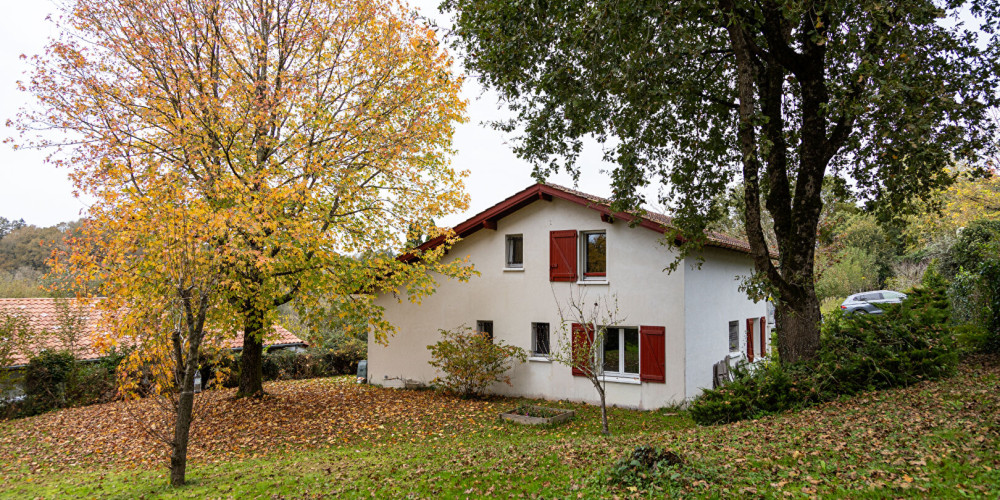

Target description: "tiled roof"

left=543, top=183, right=755, bottom=253
left=0, top=298, right=306, bottom=368
left=406, top=182, right=759, bottom=260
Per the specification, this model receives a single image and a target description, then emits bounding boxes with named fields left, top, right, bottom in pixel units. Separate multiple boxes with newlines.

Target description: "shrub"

left=605, top=445, right=708, bottom=494
left=950, top=267, right=988, bottom=327
left=948, top=256, right=1000, bottom=354
left=427, top=326, right=527, bottom=398
left=688, top=360, right=807, bottom=425
left=217, top=353, right=242, bottom=388
left=213, top=341, right=365, bottom=388
left=815, top=246, right=879, bottom=301
left=690, top=270, right=957, bottom=425
left=316, top=336, right=366, bottom=375
left=939, top=219, right=1000, bottom=279
left=261, top=342, right=366, bottom=382
left=65, top=362, right=118, bottom=406
left=13, top=349, right=123, bottom=417
left=263, top=349, right=325, bottom=380
left=940, top=218, right=1000, bottom=353
left=23, top=350, right=76, bottom=412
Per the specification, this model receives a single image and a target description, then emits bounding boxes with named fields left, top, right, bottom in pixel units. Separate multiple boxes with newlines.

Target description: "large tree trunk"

left=170, top=362, right=197, bottom=486
left=237, top=307, right=266, bottom=398
left=723, top=3, right=833, bottom=365
left=774, top=284, right=822, bottom=363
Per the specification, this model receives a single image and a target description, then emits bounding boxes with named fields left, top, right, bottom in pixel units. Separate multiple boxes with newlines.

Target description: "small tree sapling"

left=550, top=289, right=625, bottom=435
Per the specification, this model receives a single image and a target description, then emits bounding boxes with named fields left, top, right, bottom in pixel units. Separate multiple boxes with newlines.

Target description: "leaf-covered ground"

left=0, top=378, right=509, bottom=471
left=1, top=357, right=998, bottom=498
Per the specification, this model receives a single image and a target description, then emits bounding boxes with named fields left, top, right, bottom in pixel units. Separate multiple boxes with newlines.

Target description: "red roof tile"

left=0, top=298, right=305, bottom=367
left=542, top=183, right=755, bottom=253
left=404, top=183, right=760, bottom=260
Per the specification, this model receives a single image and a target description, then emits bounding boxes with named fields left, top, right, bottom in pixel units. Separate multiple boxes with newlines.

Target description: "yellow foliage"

left=906, top=169, right=1000, bottom=248
left=20, top=0, right=474, bottom=393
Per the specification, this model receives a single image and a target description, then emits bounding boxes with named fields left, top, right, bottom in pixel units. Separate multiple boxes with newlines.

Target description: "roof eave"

left=401, top=183, right=758, bottom=262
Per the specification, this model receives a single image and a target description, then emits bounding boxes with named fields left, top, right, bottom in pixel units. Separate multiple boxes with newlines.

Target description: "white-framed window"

left=581, top=231, right=606, bottom=279
left=728, top=320, right=739, bottom=352
left=505, top=234, right=523, bottom=269
left=602, top=326, right=639, bottom=376
left=532, top=322, right=550, bottom=356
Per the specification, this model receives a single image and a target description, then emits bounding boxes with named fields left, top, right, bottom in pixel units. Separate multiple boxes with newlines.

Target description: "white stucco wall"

left=369, top=197, right=762, bottom=409
left=682, top=248, right=769, bottom=400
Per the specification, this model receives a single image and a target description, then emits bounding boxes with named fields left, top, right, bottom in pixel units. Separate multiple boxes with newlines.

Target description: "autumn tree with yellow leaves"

left=60, top=171, right=237, bottom=486
left=17, top=0, right=473, bottom=405
left=906, top=167, right=1000, bottom=249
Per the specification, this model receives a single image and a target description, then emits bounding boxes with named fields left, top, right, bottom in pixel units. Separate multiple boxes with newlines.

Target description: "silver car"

left=840, top=290, right=908, bottom=315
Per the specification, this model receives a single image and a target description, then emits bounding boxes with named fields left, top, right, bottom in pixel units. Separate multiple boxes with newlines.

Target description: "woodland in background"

left=714, top=169, right=1000, bottom=319
left=0, top=216, right=79, bottom=297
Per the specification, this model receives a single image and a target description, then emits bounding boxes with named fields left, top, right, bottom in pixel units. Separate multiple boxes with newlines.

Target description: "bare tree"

left=550, top=289, right=625, bottom=435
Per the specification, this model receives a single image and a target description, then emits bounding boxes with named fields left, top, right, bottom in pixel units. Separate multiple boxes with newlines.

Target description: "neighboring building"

left=369, top=183, right=771, bottom=409
left=0, top=298, right=306, bottom=399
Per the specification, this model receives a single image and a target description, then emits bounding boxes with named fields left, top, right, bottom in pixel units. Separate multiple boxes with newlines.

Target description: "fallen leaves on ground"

left=0, top=378, right=502, bottom=473
left=660, top=356, right=1000, bottom=496
left=0, top=356, right=998, bottom=498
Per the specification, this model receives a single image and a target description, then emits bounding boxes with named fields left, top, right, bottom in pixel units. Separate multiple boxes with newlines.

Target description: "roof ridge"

left=540, top=182, right=675, bottom=222
left=404, top=182, right=756, bottom=260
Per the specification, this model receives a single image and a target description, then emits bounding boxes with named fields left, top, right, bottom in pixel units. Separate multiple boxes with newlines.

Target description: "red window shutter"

left=639, top=326, right=665, bottom=383
left=570, top=322, right=593, bottom=376
left=759, top=317, right=767, bottom=358
left=746, top=318, right=755, bottom=362
left=549, top=230, right=578, bottom=282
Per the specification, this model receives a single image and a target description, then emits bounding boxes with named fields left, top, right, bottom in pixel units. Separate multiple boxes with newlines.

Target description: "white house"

left=369, top=183, right=771, bottom=409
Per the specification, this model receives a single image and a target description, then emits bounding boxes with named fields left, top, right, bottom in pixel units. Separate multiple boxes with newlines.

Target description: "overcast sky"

left=0, top=0, right=657, bottom=228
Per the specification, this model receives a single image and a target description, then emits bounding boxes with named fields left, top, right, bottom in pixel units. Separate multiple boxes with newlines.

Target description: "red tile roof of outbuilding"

left=0, top=298, right=306, bottom=367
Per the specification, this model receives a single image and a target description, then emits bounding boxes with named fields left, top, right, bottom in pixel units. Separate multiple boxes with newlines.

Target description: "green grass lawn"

left=1, top=358, right=998, bottom=498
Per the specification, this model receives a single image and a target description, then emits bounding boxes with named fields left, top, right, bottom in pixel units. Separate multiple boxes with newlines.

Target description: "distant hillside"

left=0, top=217, right=81, bottom=297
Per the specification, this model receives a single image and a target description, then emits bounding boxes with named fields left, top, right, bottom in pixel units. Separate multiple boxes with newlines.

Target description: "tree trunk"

left=237, top=307, right=265, bottom=397
left=597, top=384, right=609, bottom=435
left=722, top=4, right=830, bottom=365
left=170, top=364, right=197, bottom=486
left=774, top=287, right=822, bottom=363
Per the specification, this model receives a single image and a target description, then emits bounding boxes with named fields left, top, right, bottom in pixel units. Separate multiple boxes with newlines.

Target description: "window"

left=573, top=324, right=665, bottom=383
left=759, top=316, right=767, bottom=358
left=476, top=320, right=494, bottom=342
left=505, top=234, right=523, bottom=268
left=582, top=231, right=606, bottom=278
left=602, top=327, right=639, bottom=376
left=728, top=320, right=739, bottom=351
left=532, top=322, right=550, bottom=356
